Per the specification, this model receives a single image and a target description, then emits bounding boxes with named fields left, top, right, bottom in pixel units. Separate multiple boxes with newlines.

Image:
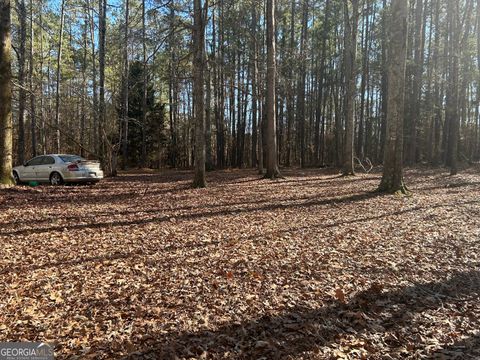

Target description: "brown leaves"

left=335, top=288, right=346, bottom=304
left=49, top=291, right=64, bottom=304
left=0, top=168, right=479, bottom=359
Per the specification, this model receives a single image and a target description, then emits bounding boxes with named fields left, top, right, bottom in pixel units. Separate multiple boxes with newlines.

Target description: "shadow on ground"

left=115, top=271, right=480, bottom=359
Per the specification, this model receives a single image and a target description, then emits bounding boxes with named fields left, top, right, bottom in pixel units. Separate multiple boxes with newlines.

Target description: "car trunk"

left=77, top=160, right=102, bottom=173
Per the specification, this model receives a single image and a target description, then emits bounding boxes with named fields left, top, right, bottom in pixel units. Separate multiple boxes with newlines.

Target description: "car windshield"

left=59, top=155, right=85, bottom=163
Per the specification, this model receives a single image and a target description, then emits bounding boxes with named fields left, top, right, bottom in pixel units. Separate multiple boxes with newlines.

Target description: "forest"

left=0, top=0, right=480, bottom=359
left=0, top=0, right=478, bottom=186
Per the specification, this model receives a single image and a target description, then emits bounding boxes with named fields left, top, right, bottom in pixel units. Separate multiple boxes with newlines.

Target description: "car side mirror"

left=23, top=163, right=27, bottom=167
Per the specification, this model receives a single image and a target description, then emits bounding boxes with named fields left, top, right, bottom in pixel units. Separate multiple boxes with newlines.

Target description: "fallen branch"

left=354, top=157, right=373, bottom=173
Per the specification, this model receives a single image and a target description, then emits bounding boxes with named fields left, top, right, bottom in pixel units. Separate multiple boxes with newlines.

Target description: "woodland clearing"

left=0, top=168, right=479, bottom=359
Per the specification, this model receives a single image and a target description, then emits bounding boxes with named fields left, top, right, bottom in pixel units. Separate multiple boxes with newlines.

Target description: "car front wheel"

left=50, top=172, right=64, bottom=186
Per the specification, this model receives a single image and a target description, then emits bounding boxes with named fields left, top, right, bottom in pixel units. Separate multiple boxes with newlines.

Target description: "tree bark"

left=80, top=9, right=88, bottom=158
left=357, top=0, right=370, bottom=160
left=314, top=0, right=330, bottom=166
left=167, top=4, right=178, bottom=167
left=192, top=0, right=207, bottom=187
left=206, top=51, right=213, bottom=170
left=342, top=0, right=359, bottom=176
left=429, top=0, right=442, bottom=165
left=379, top=0, right=388, bottom=163
left=98, top=0, right=107, bottom=169
left=121, top=0, right=130, bottom=170
left=251, top=5, right=258, bottom=168
left=265, top=0, right=281, bottom=178
left=476, top=0, right=480, bottom=160
left=54, top=0, right=65, bottom=154
left=87, top=0, right=98, bottom=155
left=29, top=0, right=36, bottom=157
left=406, top=0, right=425, bottom=165
left=285, top=0, right=295, bottom=167
left=0, top=0, right=13, bottom=185
left=15, top=0, right=26, bottom=164
left=296, top=0, right=308, bottom=168
left=38, top=0, right=46, bottom=155
left=215, top=1, right=225, bottom=169
left=333, top=70, right=342, bottom=167
left=446, top=0, right=460, bottom=175
left=379, top=0, right=408, bottom=193
left=141, top=0, right=147, bottom=167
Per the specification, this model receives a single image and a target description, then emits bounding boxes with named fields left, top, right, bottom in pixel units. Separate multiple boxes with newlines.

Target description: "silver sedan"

left=12, top=154, right=104, bottom=185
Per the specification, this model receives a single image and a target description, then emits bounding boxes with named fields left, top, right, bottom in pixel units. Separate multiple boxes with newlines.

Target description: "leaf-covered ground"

left=1, top=168, right=479, bottom=359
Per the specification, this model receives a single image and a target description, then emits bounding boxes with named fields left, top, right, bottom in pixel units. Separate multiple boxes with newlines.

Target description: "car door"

left=22, top=156, right=44, bottom=180
left=39, top=156, right=56, bottom=181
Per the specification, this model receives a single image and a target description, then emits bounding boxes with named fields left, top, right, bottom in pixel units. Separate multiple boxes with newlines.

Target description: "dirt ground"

left=0, top=167, right=479, bottom=359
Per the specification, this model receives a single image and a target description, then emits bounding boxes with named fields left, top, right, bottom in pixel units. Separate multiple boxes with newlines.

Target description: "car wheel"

left=50, top=172, right=64, bottom=186
left=12, top=171, right=21, bottom=185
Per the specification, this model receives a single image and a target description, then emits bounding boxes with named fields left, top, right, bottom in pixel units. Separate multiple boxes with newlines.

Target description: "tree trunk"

left=206, top=53, right=213, bottom=170
left=431, top=0, right=441, bottom=165
left=39, top=0, right=46, bottom=154
left=251, top=5, right=258, bottom=168
left=0, top=0, right=13, bottom=185
left=192, top=0, right=207, bottom=188
left=285, top=0, right=295, bottom=167
left=342, top=0, right=359, bottom=176
left=476, top=0, right=480, bottom=160
left=167, top=4, right=178, bottom=167
left=406, top=0, right=425, bottom=165
left=54, top=0, right=65, bottom=154
left=98, top=0, right=107, bottom=170
left=379, top=0, right=408, bottom=193
left=80, top=9, right=88, bottom=158
left=258, top=52, right=264, bottom=174
left=141, top=0, right=147, bottom=167
left=15, top=0, right=26, bottom=164
left=460, top=0, right=473, bottom=162
left=258, top=101, right=264, bottom=174
left=334, top=70, right=342, bottom=167
left=121, top=0, right=130, bottom=170
left=446, top=0, right=460, bottom=175
left=218, top=5, right=225, bottom=169
left=314, top=0, right=330, bottom=166
left=296, top=0, right=308, bottom=168
left=379, top=0, right=388, bottom=163
left=357, top=0, right=370, bottom=160
left=235, top=52, right=242, bottom=168
left=29, top=0, right=36, bottom=157
left=87, top=0, right=98, bottom=155
left=265, top=0, right=281, bottom=178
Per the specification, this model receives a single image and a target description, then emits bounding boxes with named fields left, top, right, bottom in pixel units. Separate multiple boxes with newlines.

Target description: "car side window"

left=42, top=156, right=55, bottom=165
left=26, top=157, right=44, bottom=166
